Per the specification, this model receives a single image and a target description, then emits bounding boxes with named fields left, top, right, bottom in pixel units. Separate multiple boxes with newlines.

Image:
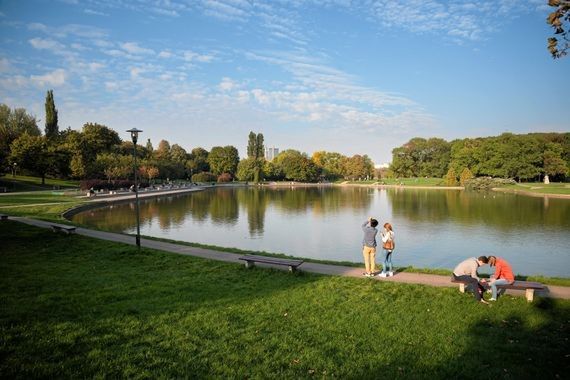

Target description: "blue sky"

left=0, top=0, right=568, bottom=164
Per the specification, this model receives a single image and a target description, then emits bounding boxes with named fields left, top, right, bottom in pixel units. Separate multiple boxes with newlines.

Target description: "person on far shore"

left=379, top=222, right=395, bottom=277
left=361, top=217, right=379, bottom=277
left=481, top=256, right=515, bottom=301
left=452, top=256, right=489, bottom=304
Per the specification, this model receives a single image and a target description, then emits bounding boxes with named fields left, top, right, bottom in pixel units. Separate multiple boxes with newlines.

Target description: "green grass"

left=0, top=175, right=79, bottom=192
left=498, top=182, right=570, bottom=196
left=1, top=221, right=568, bottom=378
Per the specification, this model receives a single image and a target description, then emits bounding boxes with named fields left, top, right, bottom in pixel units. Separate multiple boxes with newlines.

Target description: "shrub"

left=191, top=172, right=217, bottom=183
left=459, top=167, right=474, bottom=186
left=464, top=177, right=516, bottom=191
left=217, top=172, right=233, bottom=183
left=445, top=168, right=457, bottom=186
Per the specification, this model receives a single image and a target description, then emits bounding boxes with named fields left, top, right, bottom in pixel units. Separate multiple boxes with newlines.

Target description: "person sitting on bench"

left=452, top=256, right=489, bottom=304
left=481, top=256, right=514, bottom=301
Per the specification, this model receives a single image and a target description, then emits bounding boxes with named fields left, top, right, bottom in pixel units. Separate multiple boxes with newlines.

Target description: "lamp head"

left=126, top=128, right=143, bottom=144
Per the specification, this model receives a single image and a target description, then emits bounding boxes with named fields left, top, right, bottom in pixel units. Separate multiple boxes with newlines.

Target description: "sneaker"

left=378, top=272, right=387, bottom=278
left=388, top=271, right=394, bottom=277
left=363, top=272, right=372, bottom=277
left=479, top=299, right=489, bottom=305
left=489, top=298, right=497, bottom=301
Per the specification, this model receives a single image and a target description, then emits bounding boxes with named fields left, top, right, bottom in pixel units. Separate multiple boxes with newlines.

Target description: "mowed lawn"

left=1, top=221, right=568, bottom=379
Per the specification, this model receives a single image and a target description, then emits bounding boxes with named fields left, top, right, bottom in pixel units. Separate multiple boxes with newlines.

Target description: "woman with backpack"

left=379, top=222, right=395, bottom=277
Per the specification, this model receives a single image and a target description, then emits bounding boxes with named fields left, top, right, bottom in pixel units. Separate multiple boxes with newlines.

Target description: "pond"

left=70, top=186, right=570, bottom=277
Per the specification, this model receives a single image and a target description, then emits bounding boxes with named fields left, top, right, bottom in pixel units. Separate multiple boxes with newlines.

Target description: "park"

left=1, top=1, right=570, bottom=378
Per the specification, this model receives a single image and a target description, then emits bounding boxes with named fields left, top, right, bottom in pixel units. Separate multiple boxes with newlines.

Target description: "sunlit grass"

left=499, top=182, right=570, bottom=195
left=0, top=175, right=79, bottom=192
left=1, top=221, right=568, bottom=378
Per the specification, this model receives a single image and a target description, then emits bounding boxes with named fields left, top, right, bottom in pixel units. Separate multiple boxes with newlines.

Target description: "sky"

left=0, top=0, right=568, bottom=165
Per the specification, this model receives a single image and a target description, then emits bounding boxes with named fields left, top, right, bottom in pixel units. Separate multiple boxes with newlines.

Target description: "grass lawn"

left=0, top=175, right=79, bottom=192
left=498, top=182, right=570, bottom=196
left=1, top=221, right=568, bottom=379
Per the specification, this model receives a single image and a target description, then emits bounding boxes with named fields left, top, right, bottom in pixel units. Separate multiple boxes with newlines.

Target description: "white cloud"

left=0, top=58, right=11, bottom=73
left=219, top=77, right=237, bottom=91
left=30, top=69, right=66, bottom=87
left=158, top=50, right=173, bottom=58
left=29, top=38, right=66, bottom=50
left=121, top=42, right=155, bottom=55
left=183, top=50, right=214, bottom=62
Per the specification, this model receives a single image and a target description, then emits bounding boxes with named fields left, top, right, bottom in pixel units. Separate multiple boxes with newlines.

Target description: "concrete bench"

left=50, top=223, right=77, bottom=235
left=239, top=255, right=304, bottom=273
left=0, top=214, right=8, bottom=221
left=451, top=278, right=545, bottom=302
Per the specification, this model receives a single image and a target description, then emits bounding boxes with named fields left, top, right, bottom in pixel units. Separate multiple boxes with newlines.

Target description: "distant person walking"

left=482, top=256, right=515, bottom=301
left=452, top=256, right=489, bottom=304
left=379, top=222, right=395, bottom=277
left=361, top=217, right=379, bottom=277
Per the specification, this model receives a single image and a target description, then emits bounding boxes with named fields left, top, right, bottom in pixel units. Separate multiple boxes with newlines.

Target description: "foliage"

left=217, top=172, right=233, bottom=182
left=342, top=154, right=374, bottom=180
left=9, top=134, right=50, bottom=184
left=237, top=157, right=264, bottom=182
left=445, top=167, right=458, bottom=186
left=391, top=137, right=451, bottom=178
left=464, top=177, right=516, bottom=191
left=459, top=167, right=473, bottom=186
left=273, top=149, right=320, bottom=182
left=44, top=90, right=58, bottom=139
left=0, top=104, right=40, bottom=172
left=187, top=147, right=210, bottom=175
left=192, top=171, right=217, bottom=182
left=547, top=0, right=570, bottom=58
left=207, top=146, right=239, bottom=176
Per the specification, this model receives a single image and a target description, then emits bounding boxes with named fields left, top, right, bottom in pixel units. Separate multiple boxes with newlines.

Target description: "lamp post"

left=126, top=128, right=143, bottom=248
left=12, top=162, right=17, bottom=178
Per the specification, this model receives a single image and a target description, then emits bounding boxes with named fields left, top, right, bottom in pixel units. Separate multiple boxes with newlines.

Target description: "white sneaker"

left=489, top=298, right=497, bottom=301
left=378, top=272, right=387, bottom=278
left=388, top=271, right=394, bottom=277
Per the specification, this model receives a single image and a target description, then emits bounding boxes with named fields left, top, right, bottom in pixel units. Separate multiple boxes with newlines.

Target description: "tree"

left=155, top=140, right=171, bottom=161
left=0, top=105, right=40, bottom=172
left=343, top=154, right=374, bottom=180
left=237, top=157, right=264, bottom=181
left=207, top=146, right=239, bottom=176
left=187, top=147, right=209, bottom=176
left=9, top=134, right=50, bottom=184
left=459, top=167, right=474, bottom=186
left=445, top=167, right=458, bottom=186
left=145, top=139, right=154, bottom=159
left=543, top=142, right=568, bottom=180
left=547, top=0, right=570, bottom=58
left=273, top=149, right=319, bottom=182
left=44, top=90, right=59, bottom=139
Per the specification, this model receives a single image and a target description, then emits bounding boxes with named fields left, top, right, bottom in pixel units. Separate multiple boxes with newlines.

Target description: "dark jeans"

left=453, top=274, right=484, bottom=301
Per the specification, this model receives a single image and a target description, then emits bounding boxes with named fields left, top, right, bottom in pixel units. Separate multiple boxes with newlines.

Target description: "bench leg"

left=51, top=226, right=59, bottom=233
left=459, top=283, right=465, bottom=293
left=244, top=261, right=254, bottom=269
left=525, top=289, right=534, bottom=302
left=288, top=266, right=296, bottom=273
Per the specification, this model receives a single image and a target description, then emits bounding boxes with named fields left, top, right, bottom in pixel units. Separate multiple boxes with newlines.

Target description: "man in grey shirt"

left=362, top=217, right=379, bottom=277
left=452, top=256, right=489, bottom=304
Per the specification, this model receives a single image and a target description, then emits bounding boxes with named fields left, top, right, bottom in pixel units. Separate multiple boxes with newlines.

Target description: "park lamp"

left=126, top=128, right=143, bottom=248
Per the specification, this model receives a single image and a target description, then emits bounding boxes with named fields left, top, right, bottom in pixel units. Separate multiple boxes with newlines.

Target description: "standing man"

left=452, top=256, right=489, bottom=304
left=362, top=217, right=379, bottom=277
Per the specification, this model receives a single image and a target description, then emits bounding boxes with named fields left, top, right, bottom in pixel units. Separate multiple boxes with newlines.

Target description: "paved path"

left=10, top=216, right=570, bottom=301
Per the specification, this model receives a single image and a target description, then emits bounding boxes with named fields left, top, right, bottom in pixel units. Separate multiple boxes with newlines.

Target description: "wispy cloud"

left=29, top=37, right=66, bottom=50
left=30, top=68, right=66, bottom=87
left=121, top=42, right=155, bottom=55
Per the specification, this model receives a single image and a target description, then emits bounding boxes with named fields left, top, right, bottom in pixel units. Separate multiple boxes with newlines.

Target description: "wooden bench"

left=50, top=223, right=77, bottom=235
left=451, top=278, right=545, bottom=302
left=239, top=255, right=304, bottom=273
left=0, top=214, right=8, bottom=221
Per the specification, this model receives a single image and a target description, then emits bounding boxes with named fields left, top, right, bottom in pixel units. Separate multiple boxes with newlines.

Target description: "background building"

left=264, top=147, right=279, bottom=161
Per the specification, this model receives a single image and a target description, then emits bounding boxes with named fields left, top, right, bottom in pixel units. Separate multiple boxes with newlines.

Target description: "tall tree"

left=208, top=146, right=239, bottom=176
left=547, top=0, right=570, bottom=58
left=44, top=90, right=59, bottom=139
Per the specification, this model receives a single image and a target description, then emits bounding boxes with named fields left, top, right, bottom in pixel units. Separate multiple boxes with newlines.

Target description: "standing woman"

left=485, top=256, right=515, bottom=301
left=379, top=222, right=395, bottom=277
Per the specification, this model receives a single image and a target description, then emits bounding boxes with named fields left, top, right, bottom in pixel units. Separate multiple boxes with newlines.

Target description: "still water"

left=71, top=186, right=570, bottom=277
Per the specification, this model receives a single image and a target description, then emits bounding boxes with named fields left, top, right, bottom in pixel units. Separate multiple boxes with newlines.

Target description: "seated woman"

left=485, top=256, right=515, bottom=301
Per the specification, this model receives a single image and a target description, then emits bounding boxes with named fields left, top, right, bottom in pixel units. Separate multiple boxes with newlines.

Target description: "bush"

left=217, top=173, right=233, bottom=183
left=191, top=172, right=217, bottom=183
left=464, top=177, right=516, bottom=191
left=79, top=179, right=146, bottom=191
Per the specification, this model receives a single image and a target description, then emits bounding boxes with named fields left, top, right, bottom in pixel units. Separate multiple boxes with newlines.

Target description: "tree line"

left=0, top=91, right=375, bottom=187
left=390, top=133, right=569, bottom=183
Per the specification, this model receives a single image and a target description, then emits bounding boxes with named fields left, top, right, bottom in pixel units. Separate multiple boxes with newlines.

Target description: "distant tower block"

left=265, top=147, right=279, bottom=161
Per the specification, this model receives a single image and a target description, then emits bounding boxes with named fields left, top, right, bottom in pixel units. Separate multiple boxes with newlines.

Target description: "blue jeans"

left=491, top=279, right=511, bottom=299
left=381, top=249, right=393, bottom=273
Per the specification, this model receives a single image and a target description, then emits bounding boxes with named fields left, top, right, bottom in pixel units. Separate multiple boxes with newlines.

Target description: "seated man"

left=452, top=256, right=489, bottom=304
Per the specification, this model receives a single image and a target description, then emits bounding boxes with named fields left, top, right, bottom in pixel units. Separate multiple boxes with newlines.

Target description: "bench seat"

left=451, top=278, right=545, bottom=302
left=50, top=223, right=77, bottom=235
left=239, top=254, right=304, bottom=272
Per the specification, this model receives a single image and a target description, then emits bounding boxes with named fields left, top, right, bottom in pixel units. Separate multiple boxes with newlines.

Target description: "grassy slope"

left=0, top=175, right=79, bottom=192
left=498, top=182, right=570, bottom=195
left=1, top=221, right=569, bottom=379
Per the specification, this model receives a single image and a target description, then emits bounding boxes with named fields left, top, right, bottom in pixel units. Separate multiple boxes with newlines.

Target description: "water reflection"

left=71, top=187, right=570, bottom=277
